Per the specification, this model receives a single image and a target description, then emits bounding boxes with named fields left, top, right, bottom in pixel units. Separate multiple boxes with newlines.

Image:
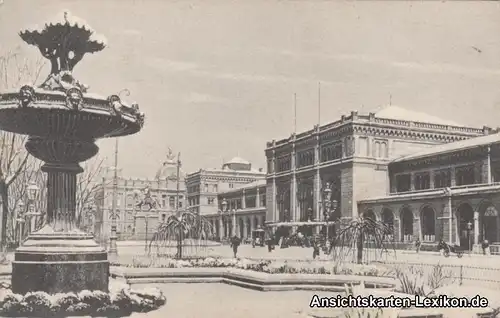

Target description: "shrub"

left=393, top=264, right=453, bottom=297
left=0, top=281, right=166, bottom=317
left=116, top=256, right=383, bottom=277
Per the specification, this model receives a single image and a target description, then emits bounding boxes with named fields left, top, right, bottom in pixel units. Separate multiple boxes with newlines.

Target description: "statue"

left=136, top=186, right=157, bottom=211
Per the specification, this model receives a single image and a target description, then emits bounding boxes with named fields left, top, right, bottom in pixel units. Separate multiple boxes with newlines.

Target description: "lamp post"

left=16, top=200, right=25, bottom=247
left=25, top=182, right=40, bottom=234
left=466, top=221, right=473, bottom=253
left=144, top=213, right=150, bottom=252
left=322, top=183, right=332, bottom=240
left=231, top=209, right=236, bottom=237
left=83, top=204, right=96, bottom=234
left=220, top=198, right=228, bottom=238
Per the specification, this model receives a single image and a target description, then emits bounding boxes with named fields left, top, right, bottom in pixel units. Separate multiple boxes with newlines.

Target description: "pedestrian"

left=482, top=240, right=489, bottom=255
left=415, top=238, right=421, bottom=253
left=312, top=239, right=320, bottom=259
left=230, top=235, right=241, bottom=258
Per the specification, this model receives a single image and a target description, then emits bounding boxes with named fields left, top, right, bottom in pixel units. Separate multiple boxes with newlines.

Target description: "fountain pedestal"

left=12, top=138, right=109, bottom=294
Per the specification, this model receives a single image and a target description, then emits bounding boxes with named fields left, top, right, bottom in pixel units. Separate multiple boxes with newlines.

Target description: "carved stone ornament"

left=40, top=71, right=89, bottom=93
left=107, top=94, right=122, bottom=116
left=18, top=85, right=36, bottom=107
left=136, top=112, right=145, bottom=127
left=65, top=87, right=84, bottom=110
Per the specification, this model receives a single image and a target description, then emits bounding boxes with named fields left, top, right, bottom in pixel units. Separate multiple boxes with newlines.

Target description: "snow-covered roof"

left=392, top=132, right=500, bottom=163
left=375, top=105, right=462, bottom=127
left=226, top=157, right=250, bottom=165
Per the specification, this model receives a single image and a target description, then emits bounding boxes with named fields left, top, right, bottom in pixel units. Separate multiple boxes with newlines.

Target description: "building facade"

left=94, top=152, right=186, bottom=241
left=264, top=106, right=490, bottom=233
left=186, top=157, right=266, bottom=240
left=358, top=132, right=500, bottom=252
left=185, top=157, right=265, bottom=216
left=204, top=180, right=267, bottom=240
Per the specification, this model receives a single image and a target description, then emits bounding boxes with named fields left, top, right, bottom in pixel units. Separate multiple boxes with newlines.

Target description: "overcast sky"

left=1, top=0, right=500, bottom=177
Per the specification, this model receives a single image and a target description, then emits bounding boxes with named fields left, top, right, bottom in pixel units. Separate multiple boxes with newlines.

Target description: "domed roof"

left=375, top=105, right=462, bottom=126
left=155, top=148, right=184, bottom=180
left=226, top=157, right=250, bottom=165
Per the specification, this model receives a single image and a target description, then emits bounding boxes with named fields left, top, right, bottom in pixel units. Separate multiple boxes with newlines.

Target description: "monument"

left=0, top=11, right=144, bottom=294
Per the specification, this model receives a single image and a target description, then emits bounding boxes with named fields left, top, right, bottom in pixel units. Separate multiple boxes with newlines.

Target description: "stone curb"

left=110, top=266, right=396, bottom=292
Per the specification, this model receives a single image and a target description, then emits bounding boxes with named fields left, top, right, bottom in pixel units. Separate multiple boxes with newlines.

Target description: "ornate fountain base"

left=12, top=226, right=109, bottom=294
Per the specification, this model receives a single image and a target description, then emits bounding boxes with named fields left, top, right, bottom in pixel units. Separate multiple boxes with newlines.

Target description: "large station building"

left=264, top=105, right=498, bottom=251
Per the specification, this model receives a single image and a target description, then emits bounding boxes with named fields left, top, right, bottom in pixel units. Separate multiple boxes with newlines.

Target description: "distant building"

left=93, top=150, right=186, bottom=241
left=207, top=179, right=267, bottom=240
left=186, top=157, right=266, bottom=240
left=185, top=157, right=265, bottom=216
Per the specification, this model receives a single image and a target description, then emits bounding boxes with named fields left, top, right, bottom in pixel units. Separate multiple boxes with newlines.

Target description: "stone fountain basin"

left=0, top=89, right=141, bottom=139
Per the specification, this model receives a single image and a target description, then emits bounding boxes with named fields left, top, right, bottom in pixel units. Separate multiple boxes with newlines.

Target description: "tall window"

left=414, top=172, right=430, bottom=190
left=260, top=194, right=266, bottom=207
left=434, top=169, right=451, bottom=188
left=456, top=165, right=475, bottom=186
left=395, top=174, right=411, bottom=192
left=169, top=196, right=175, bottom=208
left=213, top=184, right=218, bottom=192
left=320, top=143, right=342, bottom=162
left=296, top=149, right=314, bottom=168
left=276, top=155, right=291, bottom=172
left=245, top=196, right=256, bottom=208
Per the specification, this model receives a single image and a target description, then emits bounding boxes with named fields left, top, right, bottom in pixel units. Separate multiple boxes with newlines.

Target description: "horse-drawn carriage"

left=437, top=241, right=464, bottom=258
left=252, top=228, right=265, bottom=247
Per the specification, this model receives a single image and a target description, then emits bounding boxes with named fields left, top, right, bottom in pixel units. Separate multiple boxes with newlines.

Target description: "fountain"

left=0, top=11, right=144, bottom=295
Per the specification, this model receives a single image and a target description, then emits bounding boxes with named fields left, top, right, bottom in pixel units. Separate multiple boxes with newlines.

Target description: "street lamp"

left=322, top=183, right=332, bottom=240
left=466, top=221, right=473, bottom=252
left=231, top=209, right=236, bottom=237
left=219, top=198, right=229, bottom=238
left=16, top=200, right=25, bottom=246
left=25, top=182, right=41, bottom=234
left=83, top=204, right=96, bottom=233
left=144, top=213, right=150, bottom=252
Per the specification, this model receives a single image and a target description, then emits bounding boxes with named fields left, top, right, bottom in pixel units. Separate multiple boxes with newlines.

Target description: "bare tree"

left=75, top=156, right=109, bottom=229
left=0, top=49, right=45, bottom=247
left=7, top=157, right=44, bottom=241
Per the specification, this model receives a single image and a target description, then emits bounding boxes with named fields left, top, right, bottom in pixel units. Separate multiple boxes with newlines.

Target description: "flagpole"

left=318, top=82, right=321, bottom=126
left=294, top=93, right=297, bottom=133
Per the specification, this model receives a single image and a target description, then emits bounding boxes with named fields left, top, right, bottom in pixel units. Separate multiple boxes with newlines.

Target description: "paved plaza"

left=130, top=283, right=335, bottom=318
left=117, top=241, right=500, bottom=267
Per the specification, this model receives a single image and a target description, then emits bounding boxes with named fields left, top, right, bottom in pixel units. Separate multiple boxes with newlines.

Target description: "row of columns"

left=216, top=215, right=265, bottom=239
left=240, top=188, right=262, bottom=209
left=269, top=128, right=325, bottom=223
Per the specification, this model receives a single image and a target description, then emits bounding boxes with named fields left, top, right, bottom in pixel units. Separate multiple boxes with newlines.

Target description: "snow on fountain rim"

left=21, top=10, right=108, bottom=47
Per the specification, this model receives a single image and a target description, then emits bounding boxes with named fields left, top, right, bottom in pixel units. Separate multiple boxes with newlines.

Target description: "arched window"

left=400, top=207, right=413, bottom=242
left=382, top=208, right=394, bottom=239
left=420, top=206, right=435, bottom=242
